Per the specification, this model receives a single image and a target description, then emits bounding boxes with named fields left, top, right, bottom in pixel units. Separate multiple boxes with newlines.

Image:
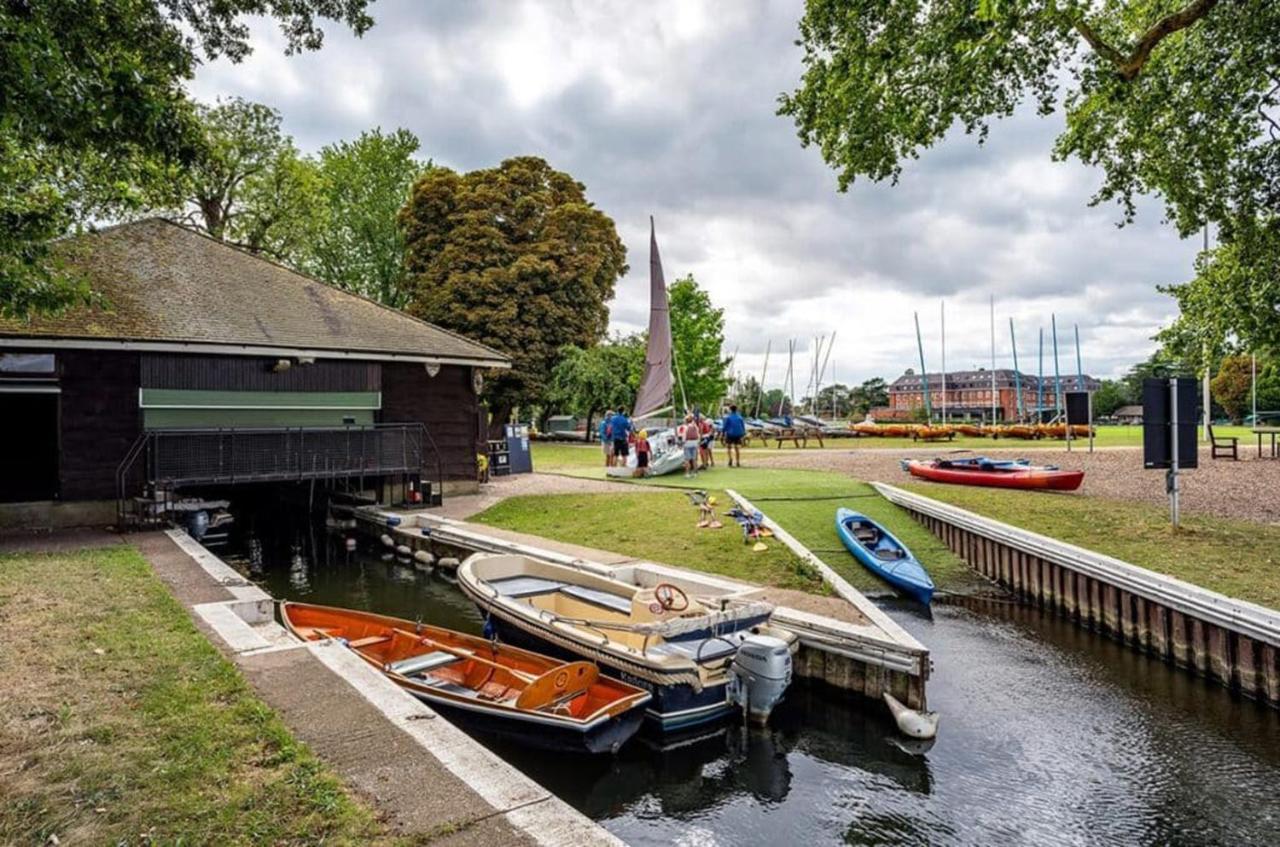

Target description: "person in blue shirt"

left=722, top=404, right=747, bottom=467
left=599, top=410, right=615, bottom=467
left=610, top=409, right=632, bottom=465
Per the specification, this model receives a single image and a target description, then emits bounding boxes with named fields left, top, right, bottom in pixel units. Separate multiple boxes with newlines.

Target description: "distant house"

left=1113, top=405, right=1144, bottom=424
left=0, top=219, right=508, bottom=527
left=888, top=368, right=1101, bottom=422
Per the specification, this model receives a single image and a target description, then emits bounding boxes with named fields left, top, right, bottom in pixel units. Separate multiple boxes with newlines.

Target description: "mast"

left=914, top=311, right=932, bottom=421
left=990, top=294, right=997, bottom=423
left=1038, top=327, right=1045, bottom=421
left=755, top=340, right=771, bottom=419
left=940, top=301, right=947, bottom=423
left=1051, top=314, right=1063, bottom=418
left=1010, top=318, right=1024, bottom=420
left=1074, top=324, right=1084, bottom=385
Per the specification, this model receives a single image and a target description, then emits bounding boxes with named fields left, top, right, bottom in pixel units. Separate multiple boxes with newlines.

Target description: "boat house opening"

left=0, top=219, right=509, bottom=528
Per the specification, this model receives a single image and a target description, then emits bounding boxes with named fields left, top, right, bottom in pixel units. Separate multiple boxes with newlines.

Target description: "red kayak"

left=902, top=457, right=1084, bottom=491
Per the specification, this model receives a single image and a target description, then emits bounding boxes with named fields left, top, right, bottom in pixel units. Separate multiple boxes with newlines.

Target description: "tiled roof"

left=0, top=219, right=508, bottom=366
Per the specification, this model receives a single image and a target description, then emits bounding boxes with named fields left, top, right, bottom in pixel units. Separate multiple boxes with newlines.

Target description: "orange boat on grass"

left=993, top=424, right=1040, bottom=440
left=281, top=601, right=651, bottom=754
left=953, top=423, right=987, bottom=438
left=912, top=425, right=955, bottom=442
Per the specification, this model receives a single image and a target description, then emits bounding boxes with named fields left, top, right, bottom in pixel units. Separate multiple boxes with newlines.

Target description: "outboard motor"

left=729, top=634, right=792, bottom=725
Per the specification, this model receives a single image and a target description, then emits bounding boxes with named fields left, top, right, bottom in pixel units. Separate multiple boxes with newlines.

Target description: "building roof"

left=1113, top=405, right=1144, bottom=417
left=0, top=219, right=509, bottom=367
left=891, top=369, right=1099, bottom=391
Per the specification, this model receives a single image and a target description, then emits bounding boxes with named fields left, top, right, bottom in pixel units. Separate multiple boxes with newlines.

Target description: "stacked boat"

left=457, top=554, right=797, bottom=731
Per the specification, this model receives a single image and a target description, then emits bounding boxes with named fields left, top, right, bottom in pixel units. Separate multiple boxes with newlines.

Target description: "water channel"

left=236, top=518, right=1280, bottom=846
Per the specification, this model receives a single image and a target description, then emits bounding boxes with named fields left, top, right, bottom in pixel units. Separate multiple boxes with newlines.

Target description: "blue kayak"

left=835, top=508, right=935, bottom=605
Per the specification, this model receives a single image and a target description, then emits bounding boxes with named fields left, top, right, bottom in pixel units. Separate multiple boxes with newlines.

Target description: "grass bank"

left=474, top=462, right=975, bottom=596
left=0, top=546, right=402, bottom=846
left=896, top=482, right=1280, bottom=610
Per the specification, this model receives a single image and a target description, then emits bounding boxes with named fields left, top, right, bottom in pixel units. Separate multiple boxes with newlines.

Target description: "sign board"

left=1142, top=377, right=1197, bottom=470
left=1064, top=391, right=1089, bottom=425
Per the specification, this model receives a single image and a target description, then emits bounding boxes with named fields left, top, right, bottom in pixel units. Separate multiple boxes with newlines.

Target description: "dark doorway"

left=1, top=392, right=59, bottom=501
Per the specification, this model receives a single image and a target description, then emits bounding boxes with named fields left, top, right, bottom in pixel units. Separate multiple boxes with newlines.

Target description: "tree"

left=299, top=128, right=430, bottom=306
left=545, top=335, right=646, bottom=435
left=1211, top=355, right=1254, bottom=422
left=1091, top=378, right=1132, bottom=418
left=0, top=0, right=373, bottom=317
left=668, top=275, right=733, bottom=413
left=850, top=377, right=889, bottom=416
left=779, top=1, right=1280, bottom=276
left=399, top=157, right=627, bottom=436
left=814, top=383, right=852, bottom=418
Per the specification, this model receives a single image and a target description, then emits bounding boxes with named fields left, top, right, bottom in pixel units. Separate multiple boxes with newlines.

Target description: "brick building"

left=887, top=369, right=1099, bottom=422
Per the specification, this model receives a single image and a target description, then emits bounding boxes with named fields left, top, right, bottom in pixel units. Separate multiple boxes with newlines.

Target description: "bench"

left=1207, top=424, right=1238, bottom=460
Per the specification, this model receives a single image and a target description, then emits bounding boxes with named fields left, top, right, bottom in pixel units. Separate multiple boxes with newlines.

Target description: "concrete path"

left=13, top=530, right=621, bottom=847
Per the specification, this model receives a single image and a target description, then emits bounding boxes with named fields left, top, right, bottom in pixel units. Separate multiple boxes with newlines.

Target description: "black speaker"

left=1064, top=391, right=1089, bottom=426
left=1143, top=377, right=1198, bottom=469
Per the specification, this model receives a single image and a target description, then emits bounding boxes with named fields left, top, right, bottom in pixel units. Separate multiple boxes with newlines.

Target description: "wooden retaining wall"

left=875, top=483, right=1280, bottom=708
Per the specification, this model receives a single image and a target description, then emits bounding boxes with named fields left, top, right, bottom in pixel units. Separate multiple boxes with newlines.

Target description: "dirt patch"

left=755, top=445, right=1280, bottom=525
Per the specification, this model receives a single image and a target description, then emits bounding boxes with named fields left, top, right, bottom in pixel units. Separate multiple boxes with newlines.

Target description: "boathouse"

left=0, top=219, right=508, bottom=527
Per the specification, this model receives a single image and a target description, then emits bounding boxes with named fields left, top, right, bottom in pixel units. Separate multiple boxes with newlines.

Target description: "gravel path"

left=753, top=445, right=1280, bottom=525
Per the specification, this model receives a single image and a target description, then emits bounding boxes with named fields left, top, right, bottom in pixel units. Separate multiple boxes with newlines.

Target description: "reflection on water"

left=240, top=521, right=1280, bottom=847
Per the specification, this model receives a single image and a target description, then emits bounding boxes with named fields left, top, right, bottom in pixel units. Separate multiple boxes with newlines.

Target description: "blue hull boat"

left=835, top=508, right=935, bottom=605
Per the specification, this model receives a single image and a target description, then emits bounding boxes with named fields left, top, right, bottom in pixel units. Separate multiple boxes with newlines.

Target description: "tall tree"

left=1091, top=378, right=1132, bottom=418
left=300, top=128, right=429, bottom=306
left=0, top=0, right=374, bottom=318
left=779, top=1, right=1279, bottom=278
left=399, top=157, right=627, bottom=435
left=545, top=335, right=646, bottom=435
left=668, top=275, right=732, bottom=413
left=850, top=377, right=889, bottom=416
left=1210, top=355, right=1254, bottom=423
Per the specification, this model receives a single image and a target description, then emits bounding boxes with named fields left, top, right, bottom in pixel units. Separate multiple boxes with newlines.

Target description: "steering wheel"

left=653, top=582, right=690, bottom=613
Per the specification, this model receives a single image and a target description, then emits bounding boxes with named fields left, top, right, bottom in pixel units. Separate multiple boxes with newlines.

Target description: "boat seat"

left=559, top=584, right=633, bottom=614
left=386, top=651, right=462, bottom=677
left=874, top=549, right=906, bottom=561
left=648, top=636, right=739, bottom=662
left=489, top=576, right=566, bottom=598
left=419, top=677, right=475, bottom=697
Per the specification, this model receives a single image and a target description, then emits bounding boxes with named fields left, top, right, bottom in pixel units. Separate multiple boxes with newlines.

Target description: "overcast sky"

left=189, top=0, right=1199, bottom=387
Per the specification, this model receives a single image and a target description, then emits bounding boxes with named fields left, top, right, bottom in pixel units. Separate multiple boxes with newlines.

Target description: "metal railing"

left=116, top=423, right=443, bottom=528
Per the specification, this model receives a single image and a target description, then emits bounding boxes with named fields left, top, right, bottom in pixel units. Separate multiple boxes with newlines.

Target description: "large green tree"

left=668, top=275, right=733, bottom=414
left=399, top=156, right=627, bottom=435
left=0, top=0, right=373, bottom=317
left=1091, top=378, right=1132, bottom=417
left=1210, top=355, right=1254, bottom=422
left=545, top=335, right=646, bottom=435
left=779, top=1, right=1279, bottom=254
left=299, top=128, right=429, bottom=306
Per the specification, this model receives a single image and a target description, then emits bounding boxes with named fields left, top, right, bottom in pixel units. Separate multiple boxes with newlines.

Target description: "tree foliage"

left=546, top=335, right=646, bottom=432
left=669, top=275, right=733, bottom=413
left=1091, top=378, right=1131, bottom=417
left=399, top=157, right=627, bottom=434
left=0, top=0, right=372, bottom=317
left=1210, top=355, right=1254, bottom=422
left=851, top=377, right=890, bottom=416
left=779, top=1, right=1279, bottom=251
left=300, top=128, right=429, bottom=306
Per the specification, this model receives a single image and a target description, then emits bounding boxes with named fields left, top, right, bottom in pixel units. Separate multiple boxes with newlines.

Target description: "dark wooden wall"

left=380, top=363, right=480, bottom=482
left=59, top=350, right=141, bottom=500
left=141, top=354, right=380, bottom=392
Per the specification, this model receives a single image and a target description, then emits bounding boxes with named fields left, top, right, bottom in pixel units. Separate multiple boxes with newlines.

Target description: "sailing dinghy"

left=280, top=601, right=650, bottom=753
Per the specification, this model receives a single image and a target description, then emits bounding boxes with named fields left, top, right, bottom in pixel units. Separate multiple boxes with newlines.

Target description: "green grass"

left=0, top=546, right=410, bottom=846
left=475, top=463, right=976, bottom=596
left=536, top=425, right=1257, bottom=458
left=897, top=482, right=1280, bottom=609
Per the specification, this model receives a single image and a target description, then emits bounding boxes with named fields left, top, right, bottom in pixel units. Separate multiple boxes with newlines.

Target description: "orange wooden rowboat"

left=281, top=601, right=651, bottom=754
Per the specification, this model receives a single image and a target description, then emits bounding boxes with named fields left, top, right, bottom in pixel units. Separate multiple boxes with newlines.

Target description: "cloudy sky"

left=190, top=0, right=1200, bottom=387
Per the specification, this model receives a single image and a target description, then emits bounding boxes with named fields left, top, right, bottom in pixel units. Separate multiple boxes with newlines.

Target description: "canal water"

left=242, top=525, right=1280, bottom=847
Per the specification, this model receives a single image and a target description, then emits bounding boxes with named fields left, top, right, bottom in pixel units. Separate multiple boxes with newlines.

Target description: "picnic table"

left=772, top=427, right=825, bottom=449
left=1253, top=426, right=1280, bottom=459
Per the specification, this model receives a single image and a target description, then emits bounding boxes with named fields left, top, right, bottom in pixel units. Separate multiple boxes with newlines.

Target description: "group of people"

left=599, top=403, right=749, bottom=478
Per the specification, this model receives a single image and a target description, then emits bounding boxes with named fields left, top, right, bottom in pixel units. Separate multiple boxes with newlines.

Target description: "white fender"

left=883, top=692, right=939, bottom=740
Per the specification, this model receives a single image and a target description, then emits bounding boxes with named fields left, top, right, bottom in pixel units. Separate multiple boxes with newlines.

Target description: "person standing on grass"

left=698, top=412, right=715, bottom=469
left=611, top=408, right=632, bottom=468
left=634, top=429, right=651, bottom=478
left=600, top=410, right=615, bottom=467
left=722, top=404, right=746, bottom=467
left=681, top=414, right=700, bottom=478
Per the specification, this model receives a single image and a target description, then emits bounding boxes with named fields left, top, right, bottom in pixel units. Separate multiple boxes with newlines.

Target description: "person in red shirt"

left=698, top=414, right=715, bottom=470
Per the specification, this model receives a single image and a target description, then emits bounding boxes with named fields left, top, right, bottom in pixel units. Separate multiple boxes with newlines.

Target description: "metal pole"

left=1052, top=314, right=1063, bottom=419
left=914, top=311, right=932, bottom=421
left=1171, top=385, right=1179, bottom=525
left=1253, top=353, right=1258, bottom=424
left=1038, top=327, right=1045, bottom=423
left=1074, top=323, right=1084, bottom=384
left=755, top=340, right=771, bottom=419
left=1009, top=318, right=1024, bottom=420
left=1203, top=341, right=1211, bottom=443
left=990, top=294, right=997, bottom=423
left=940, top=300, right=947, bottom=423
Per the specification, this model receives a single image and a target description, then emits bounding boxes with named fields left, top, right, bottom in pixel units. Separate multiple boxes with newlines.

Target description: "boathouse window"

left=0, top=352, right=55, bottom=375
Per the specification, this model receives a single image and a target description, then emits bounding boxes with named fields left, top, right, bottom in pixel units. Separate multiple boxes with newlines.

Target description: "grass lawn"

left=475, top=461, right=976, bottom=596
left=897, top=482, right=1280, bottom=609
left=0, top=546, right=406, bottom=846
left=536, top=426, right=1256, bottom=457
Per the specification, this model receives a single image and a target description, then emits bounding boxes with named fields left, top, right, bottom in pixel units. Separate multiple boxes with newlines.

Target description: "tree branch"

left=1071, top=0, right=1220, bottom=81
